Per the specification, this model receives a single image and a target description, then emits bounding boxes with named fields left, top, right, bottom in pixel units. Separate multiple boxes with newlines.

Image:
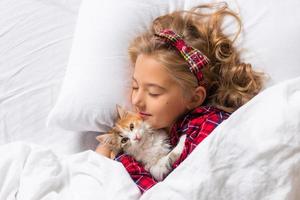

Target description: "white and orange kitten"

left=96, top=105, right=186, bottom=181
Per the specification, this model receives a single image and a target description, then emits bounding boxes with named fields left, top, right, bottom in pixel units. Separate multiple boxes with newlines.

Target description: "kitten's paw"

left=168, top=134, right=186, bottom=164
left=150, top=157, right=171, bottom=181
left=173, top=134, right=186, bottom=155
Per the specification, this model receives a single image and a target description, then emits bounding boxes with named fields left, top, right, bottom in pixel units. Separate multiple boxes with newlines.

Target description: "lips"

left=139, top=112, right=152, bottom=118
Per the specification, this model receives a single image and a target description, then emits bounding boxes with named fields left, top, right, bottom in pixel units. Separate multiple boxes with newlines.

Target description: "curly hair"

left=128, top=2, right=265, bottom=113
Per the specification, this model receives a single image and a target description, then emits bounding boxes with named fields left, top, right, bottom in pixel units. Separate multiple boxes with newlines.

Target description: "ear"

left=116, top=104, right=127, bottom=119
left=96, top=133, right=113, bottom=145
left=186, top=86, right=206, bottom=110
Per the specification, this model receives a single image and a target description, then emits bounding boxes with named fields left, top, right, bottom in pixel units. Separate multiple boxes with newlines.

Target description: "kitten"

left=96, top=105, right=186, bottom=181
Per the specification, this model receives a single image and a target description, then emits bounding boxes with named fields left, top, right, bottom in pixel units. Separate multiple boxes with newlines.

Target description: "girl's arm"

left=115, top=153, right=157, bottom=193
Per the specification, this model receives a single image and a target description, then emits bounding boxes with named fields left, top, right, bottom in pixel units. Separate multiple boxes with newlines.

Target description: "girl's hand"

left=95, top=143, right=112, bottom=158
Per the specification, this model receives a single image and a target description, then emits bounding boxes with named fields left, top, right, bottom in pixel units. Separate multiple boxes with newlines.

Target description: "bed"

left=0, top=0, right=300, bottom=199
left=0, top=0, right=99, bottom=155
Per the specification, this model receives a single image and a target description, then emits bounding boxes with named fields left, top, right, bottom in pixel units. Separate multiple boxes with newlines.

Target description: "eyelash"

left=132, top=86, right=161, bottom=97
left=149, top=93, right=160, bottom=97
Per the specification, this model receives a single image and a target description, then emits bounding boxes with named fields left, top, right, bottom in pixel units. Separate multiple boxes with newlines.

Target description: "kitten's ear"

left=96, top=133, right=112, bottom=145
left=116, top=104, right=127, bottom=119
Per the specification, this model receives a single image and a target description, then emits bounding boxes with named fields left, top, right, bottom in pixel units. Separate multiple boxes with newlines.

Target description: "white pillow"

left=47, top=0, right=300, bottom=132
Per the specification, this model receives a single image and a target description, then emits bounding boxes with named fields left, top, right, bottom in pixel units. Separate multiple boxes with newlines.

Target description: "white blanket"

left=0, top=143, right=140, bottom=200
left=1, top=77, right=300, bottom=200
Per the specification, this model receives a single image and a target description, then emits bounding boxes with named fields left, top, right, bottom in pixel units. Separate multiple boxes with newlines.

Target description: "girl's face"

left=131, top=54, right=190, bottom=130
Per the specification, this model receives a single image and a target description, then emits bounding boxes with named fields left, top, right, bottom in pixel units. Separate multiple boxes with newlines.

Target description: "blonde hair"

left=128, top=2, right=265, bottom=113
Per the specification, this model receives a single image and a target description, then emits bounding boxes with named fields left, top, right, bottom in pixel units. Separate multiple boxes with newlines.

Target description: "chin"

left=149, top=122, right=164, bottom=130
left=145, top=120, right=157, bottom=129
left=145, top=118, right=168, bottom=130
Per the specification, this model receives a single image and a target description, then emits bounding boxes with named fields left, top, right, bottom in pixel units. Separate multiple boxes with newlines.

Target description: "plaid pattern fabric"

left=114, top=153, right=157, bottom=193
left=170, top=106, right=230, bottom=169
left=115, top=106, right=230, bottom=193
left=155, top=29, right=209, bottom=84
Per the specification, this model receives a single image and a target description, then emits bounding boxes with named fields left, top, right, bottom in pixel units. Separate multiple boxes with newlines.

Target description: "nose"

left=131, top=89, right=145, bottom=111
left=134, top=133, right=141, bottom=141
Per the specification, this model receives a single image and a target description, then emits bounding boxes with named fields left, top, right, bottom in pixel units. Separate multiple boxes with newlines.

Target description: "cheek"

left=150, top=100, right=186, bottom=128
left=164, top=101, right=185, bottom=118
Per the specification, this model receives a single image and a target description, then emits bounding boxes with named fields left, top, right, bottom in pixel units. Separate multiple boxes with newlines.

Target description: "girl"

left=96, top=2, right=264, bottom=193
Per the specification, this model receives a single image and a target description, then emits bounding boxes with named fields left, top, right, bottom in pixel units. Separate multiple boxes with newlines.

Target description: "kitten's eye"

left=129, top=123, right=134, bottom=131
left=121, top=137, right=129, bottom=144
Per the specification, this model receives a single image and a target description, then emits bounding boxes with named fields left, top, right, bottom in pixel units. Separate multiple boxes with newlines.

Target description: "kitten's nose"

left=134, top=134, right=141, bottom=141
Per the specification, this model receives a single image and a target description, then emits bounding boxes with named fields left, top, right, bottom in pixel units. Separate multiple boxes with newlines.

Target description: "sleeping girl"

left=96, top=2, right=265, bottom=193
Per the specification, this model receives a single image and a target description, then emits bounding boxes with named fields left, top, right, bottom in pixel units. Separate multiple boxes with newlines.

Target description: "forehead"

left=133, top=54, right=176, bottom=87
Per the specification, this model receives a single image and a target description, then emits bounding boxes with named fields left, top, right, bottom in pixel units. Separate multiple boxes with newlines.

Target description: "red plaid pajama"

left=115, top=106, right=230, bottom=193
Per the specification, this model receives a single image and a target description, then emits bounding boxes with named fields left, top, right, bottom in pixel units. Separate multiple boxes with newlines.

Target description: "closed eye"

left=149, top=93, right=161, bottom=97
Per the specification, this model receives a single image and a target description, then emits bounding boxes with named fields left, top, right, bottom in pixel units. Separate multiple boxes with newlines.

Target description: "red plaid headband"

left=154, top=29, right=209, bottom=84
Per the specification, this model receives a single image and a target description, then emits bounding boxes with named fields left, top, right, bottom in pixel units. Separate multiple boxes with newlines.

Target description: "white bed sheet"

left=0, top=0, right=299, bottom=199
left=0, top=0, right=99, bottom=155
left=0, top=76, right=299, bottom=199
left=1, top=0, right=300, bottom=155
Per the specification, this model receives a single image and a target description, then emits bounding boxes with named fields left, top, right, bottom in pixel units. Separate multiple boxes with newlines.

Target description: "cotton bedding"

left=0, top=0, right=98, bottom=155
left=1, top=0, right=300, bottom=199
left=1, top=77, right=300, bottom=199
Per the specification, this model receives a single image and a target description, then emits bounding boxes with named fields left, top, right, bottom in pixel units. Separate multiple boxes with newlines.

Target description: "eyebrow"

left=132, top=77, right=166, bottom=91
